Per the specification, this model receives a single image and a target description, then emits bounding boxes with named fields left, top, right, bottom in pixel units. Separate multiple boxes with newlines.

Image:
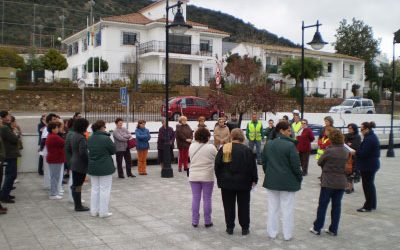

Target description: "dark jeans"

left=38, top=155, right=43, bottom=175
left=313, top=187, right=344, bottom=234
left=0, top=158, right=17, bottom=199
left=221, top=188, right=251, bottom=230
left=361, top=171, right=377, bottom=210
left=72, top=171, right=86, bottom=188
left=0, top=162, right=3, bottom=189
left=299, top=152, right=310, bottom=175
left=116, top=149, right=133, bottom=177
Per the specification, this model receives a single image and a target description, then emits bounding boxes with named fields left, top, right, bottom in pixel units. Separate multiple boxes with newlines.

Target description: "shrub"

left=223, top=82, right=241, bottom=95
left=140, top=80, right=167, bottom=93
left=312, top=91, right=325, bottom=98
left=55, top=78, right=74, bottom=87
left=367, top=89, right=380, bottom=103
left=109, top=79, right=129, bottom=88
left=288, top=86, right=302, bottom=103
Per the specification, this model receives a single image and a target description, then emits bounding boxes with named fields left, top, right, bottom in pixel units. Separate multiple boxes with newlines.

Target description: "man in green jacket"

left=0, top=111, right=20, bottom=204
left=246, top=113, right=264, bottom=165
left=261, top=121, right=302, bottom=241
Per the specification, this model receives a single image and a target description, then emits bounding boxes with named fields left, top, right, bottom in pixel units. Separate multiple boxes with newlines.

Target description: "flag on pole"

left=91, top=17, right=95, bottom=46
left=215, top=61, right=222, bottom=89
left=395, top=29, right=400, bottom=44
left=86, top=17, right=90, bottom=46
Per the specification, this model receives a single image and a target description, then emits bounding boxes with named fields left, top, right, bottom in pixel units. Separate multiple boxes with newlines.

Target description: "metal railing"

left=139, top=40, right=213, bottom=57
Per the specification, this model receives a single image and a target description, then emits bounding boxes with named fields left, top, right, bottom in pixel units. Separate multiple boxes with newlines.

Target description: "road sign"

left=120, top=87, right=128, bottom=106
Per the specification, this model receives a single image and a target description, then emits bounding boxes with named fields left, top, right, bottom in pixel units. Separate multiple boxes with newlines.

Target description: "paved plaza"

left=1, top=149, right=399, bottom=250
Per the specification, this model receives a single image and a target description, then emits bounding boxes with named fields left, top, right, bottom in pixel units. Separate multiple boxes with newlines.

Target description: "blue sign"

left=120, top=87, right=128, bottom=106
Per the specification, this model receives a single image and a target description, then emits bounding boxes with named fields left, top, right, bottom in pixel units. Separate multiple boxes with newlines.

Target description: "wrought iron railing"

left=139, top=40, right=213, bottom=57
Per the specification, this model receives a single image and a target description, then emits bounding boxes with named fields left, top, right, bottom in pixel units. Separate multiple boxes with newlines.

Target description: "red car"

left=161, top=96, right=224, bottom=121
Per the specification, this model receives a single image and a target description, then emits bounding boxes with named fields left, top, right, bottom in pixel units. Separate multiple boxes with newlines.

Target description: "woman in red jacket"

left=296, top=119, right=315, bottom=176
left=45, top=121, right=66, bottom=200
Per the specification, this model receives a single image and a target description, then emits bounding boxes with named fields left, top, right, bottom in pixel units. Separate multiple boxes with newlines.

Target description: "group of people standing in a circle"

left=1, top=110, right=381, bottom=242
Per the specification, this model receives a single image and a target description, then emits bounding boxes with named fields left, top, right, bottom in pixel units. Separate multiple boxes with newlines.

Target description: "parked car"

left=161, top=96, right=224, bottom=121
left=329, top=97, right=375, bottom=114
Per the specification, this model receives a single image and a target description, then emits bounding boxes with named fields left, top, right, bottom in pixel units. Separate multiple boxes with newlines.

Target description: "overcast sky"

left=190, top=0, right=400, bottom=61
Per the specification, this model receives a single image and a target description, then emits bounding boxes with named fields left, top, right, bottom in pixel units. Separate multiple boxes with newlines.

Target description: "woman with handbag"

left=188, top=128, right=217, bottom=228
left=344, top=123, right=361, bottom=194
left=113, top=118, right=135, bottom=178
left=310, top=129, right=348, bottom=236
left=135, top=120, right=151, bottom=175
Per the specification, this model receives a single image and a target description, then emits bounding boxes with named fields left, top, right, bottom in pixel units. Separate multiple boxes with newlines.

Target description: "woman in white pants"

left=261, top=121, right=303, bottom=241
left=87, top=120, right=116, bottom=218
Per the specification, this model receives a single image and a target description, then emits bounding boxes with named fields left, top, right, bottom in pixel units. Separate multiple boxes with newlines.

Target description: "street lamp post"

left=387, top=30, right=400, bottom=157
left=378, top=71, right=384, bottom=101
left=161, top=0, right=192, bottom=178
left=134, top=38, right=140, bottom=92
left=301, top=20, right=327, bottom=119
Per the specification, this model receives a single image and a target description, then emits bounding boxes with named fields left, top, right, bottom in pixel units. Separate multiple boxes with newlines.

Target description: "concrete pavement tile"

left=68, top=235, right=103, bottom=248
left=108, top=243, right=143, bottom=250
left=78, top=245, right=111, bottom=250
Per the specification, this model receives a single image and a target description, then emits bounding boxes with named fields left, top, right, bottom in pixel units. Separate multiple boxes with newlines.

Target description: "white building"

left=225, top=43, right=366, bottom=98
left=62, top=0, right=229, bottom=86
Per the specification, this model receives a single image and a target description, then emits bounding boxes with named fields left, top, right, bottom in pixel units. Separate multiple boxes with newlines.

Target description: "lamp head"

left=169, top=2, right=192, bottom=34
left=307, top=30, right=327, bottom=50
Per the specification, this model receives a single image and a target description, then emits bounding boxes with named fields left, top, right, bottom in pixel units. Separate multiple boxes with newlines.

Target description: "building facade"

left=62, top=0, right=229, bottom=87
left=225, top=43, right=365, bottom=98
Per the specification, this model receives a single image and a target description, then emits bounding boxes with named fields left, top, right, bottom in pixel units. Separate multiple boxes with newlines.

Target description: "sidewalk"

left=1, top=149, right=399, bottom=250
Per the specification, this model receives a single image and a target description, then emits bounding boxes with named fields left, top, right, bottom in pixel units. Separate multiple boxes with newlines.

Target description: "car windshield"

left=340, top=100, right=355, bottom=106
left=168, top=98, right=177, bottom=104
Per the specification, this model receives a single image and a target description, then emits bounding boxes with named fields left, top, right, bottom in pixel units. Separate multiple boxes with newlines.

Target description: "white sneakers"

left=99, top=212, right=112, bottom=218
left=49, top=195, right=63, bottom=200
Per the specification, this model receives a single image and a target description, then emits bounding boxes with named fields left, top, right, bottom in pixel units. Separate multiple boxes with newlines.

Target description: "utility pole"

left=33, top=4, right=36, bottom=47
left=38, top=24, right=43, bottom=47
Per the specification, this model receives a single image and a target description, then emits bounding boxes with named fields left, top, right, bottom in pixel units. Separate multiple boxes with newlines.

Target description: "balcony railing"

left=139, top=40, right=213, bottom=57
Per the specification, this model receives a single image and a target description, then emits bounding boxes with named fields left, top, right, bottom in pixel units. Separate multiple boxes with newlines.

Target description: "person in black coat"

left=344, top=123, right=362, bottom=194
left=356, top=121, right=380, bottom=212
left=215, top=128, right=258, bottom=236
left=37, top=114, right=46, bottom=175
left=67, top=118, right=90, bottom=212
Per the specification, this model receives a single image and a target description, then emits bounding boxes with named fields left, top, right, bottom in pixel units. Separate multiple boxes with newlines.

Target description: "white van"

left=329, top=97, right=375, bottom=114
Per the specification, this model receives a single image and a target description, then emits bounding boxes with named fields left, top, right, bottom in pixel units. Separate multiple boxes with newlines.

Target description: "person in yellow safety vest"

left=291, top=113, right=302, bottom=138
left=246, top=113, right=264, bottom=165
left=316, top=127, right=333, bottom=160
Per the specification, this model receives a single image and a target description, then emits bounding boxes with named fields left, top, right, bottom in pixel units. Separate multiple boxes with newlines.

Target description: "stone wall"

left=2, top=88, right=395, bottom=113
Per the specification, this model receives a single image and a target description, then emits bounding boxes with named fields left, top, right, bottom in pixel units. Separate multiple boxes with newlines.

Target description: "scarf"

left=222, top=140, right=241, bottom=163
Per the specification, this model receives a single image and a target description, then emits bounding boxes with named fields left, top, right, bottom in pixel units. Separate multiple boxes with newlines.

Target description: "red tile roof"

left=103, top=13, right=152, bottom=25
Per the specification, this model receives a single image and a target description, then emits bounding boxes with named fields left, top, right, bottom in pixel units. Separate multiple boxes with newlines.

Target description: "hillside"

left=0, top=0, right=296, bottom=48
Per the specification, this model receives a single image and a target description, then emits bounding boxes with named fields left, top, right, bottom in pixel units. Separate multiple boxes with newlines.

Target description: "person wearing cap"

left=291, top=110, right=302, bottom=139
left=246, top=113, right=264, bottom=165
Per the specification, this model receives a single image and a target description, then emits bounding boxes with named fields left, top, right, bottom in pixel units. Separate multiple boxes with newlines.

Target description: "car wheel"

left=172, top=113, right=181, bottom=121
left=211, top=113, right=219, bottom=121
left=367, top=110, right=373, bottom=114
left=344, top=111, right=351, bottom=114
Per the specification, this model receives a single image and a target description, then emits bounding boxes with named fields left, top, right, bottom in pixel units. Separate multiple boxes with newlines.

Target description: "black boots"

left=71, top=186, right=89, bottom=212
